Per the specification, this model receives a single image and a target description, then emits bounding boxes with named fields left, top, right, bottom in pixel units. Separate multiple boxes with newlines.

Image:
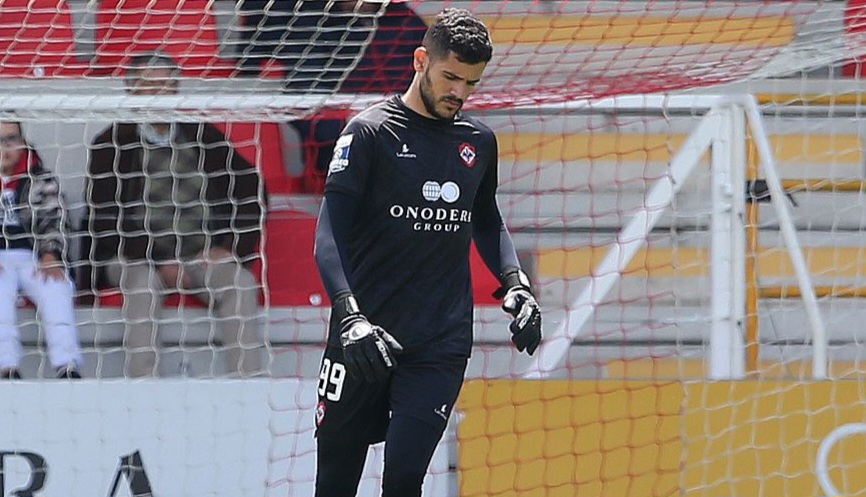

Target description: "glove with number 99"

left=494, top=268, right=542, bottom=355
left=333, top=292, right=403, bottom=382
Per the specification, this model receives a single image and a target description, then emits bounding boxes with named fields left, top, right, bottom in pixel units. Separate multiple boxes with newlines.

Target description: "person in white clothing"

left=0, top=119, right=83, bottom=379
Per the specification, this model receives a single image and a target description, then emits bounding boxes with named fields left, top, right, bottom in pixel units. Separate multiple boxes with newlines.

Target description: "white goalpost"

left=522, top=94, right=828, bottom=380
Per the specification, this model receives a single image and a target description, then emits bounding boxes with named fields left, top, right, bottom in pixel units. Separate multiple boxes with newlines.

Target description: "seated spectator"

left=82, top=52, right=266, bottom=378
left=236, top=0, right=426, bottom=94
left=280, top=0, right=427, bottom=192
left=236, top=0, right=358, bottom=90
left=235, top=0, right=301, bottom=77
left=338, top=0, right=428, bottom=93
left=0, top=118, right=83, bottom=379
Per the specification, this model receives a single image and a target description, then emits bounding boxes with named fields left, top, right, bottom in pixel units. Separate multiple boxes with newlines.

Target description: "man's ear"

left=413, top=47, right=428, bottom=73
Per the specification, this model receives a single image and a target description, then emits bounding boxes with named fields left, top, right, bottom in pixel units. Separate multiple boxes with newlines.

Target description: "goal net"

left=1, top=0, right=865, bottom=496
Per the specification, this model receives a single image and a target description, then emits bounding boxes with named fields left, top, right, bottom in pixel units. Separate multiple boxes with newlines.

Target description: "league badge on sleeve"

left=458, top=142, right=476, bottom=168
left=328, top=134, right=354, bottom=175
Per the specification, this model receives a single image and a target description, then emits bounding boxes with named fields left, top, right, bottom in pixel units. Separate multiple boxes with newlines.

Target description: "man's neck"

left=139, top=122, right=174, bottom=146
left=401, top=83, right=433, bottom=119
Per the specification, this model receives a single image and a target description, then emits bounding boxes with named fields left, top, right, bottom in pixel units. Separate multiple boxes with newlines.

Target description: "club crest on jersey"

left=316, top=401, right=326, bottom=426
left=328, top=134, right=353, bottom=175
left=458, top=142, right=476, bottom=168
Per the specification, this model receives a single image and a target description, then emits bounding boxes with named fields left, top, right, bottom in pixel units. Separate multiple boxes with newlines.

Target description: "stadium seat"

left=0, top=0, right=85, bottom=77
left=213, top=122, right=305, bottom=195
left=254, top=212, right=326, bottom=307
left=470, top=243, right=501, bottom=305
left=92, top=0, right=234, bottom=77
left=844, top=0, right=866, bottom=77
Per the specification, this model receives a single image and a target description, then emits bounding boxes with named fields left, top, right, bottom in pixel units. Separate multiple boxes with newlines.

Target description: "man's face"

left=0, top=122, right=25, bottom=175
left=127, top=67, right=179, bottom=96
left=417, top=50, right=486, bottom=120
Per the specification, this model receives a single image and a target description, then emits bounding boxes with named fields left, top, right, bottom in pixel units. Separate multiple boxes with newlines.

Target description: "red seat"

left=0, top=0, right=85, bottom=78
left=470, top=244, right=501, bottom=305
left=92, top=0, right=234, bottom=77
left=254, top=212, right=327, bottom=306
left=844, top=0, right=866, bottom=77
left=213, top=122, right=303, bottom=195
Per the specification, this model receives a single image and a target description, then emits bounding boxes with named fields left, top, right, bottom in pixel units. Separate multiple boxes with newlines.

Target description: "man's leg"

left=383, top=356, right=467, bottom=497
left=315, top=436, right=368, bottom=497
left=314, top=345, right=391, bottom=497
left=187, top=260, right=262, bottom=376
left=17, top=255, right=83, bottom=371
left=382, top=415, right=448, bottom=497
left=0, top=251, right=22, bottom=372
left=107, top=261, right=165, bottom=377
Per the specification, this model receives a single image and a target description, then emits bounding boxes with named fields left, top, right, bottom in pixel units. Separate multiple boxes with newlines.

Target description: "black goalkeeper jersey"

left=321, top=95, right=500, bottom=357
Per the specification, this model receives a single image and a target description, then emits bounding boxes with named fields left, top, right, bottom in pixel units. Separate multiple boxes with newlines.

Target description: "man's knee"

left=382, top=468, right=424, bottom=497
left=315, top=437, right=366, bottom=497
left=212, top=264, right=258, bottom=308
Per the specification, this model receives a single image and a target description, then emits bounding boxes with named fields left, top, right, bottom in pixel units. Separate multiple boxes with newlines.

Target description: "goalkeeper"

left=313, top=8, right=542, bottom=497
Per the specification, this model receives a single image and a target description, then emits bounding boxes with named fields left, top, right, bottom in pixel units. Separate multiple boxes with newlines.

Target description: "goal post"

left=521, top=94, right=828, bottom=381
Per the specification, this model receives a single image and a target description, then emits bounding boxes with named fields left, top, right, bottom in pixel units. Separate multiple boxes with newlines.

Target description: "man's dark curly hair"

left=422, top=8, right=493, bottom=65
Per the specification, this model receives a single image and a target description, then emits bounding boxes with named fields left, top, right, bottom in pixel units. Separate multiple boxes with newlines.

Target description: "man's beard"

left=420, top=69, right=460, bottom=120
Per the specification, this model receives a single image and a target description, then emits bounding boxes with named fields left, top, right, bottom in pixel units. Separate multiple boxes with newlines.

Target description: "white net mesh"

left=3, top=1, right=866, bottom=496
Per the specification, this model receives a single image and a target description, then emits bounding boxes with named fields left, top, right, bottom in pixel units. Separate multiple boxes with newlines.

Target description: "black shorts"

left=314, top=345, right=468, bottom=444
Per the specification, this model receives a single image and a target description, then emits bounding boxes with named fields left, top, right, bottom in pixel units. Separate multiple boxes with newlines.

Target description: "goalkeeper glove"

left=332, top=292, right=403, bottom=382
left=495, top=268, right=542, bottom=355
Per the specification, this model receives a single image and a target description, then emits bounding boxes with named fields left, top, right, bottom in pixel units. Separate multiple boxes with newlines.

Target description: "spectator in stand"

left=236, top=0, right=359, bottom=90
left=236, top=0, right=425, bottom=92
left=0, top=118, right=83, bottom=379
left=235, top=0, right=301, bottom=78
left=338, top=0, right=428, bottom=93
left=83, top=52, right=266, bottom=377
left=270, top=0, right=427, bottom=192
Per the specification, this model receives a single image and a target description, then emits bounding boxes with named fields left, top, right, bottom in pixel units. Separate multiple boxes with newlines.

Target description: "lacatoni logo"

left=389, top=180, right=471, bottom=232
left=396, top=143, right=417, bottom=159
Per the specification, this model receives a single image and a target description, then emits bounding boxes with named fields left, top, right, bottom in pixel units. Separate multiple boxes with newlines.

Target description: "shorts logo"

left=328, top=134, right=354, bottom=175
left=315, top=401, right=327, bottom=426
left=422, top=181, right=460, bottom=204
left=458, top=142, right=476, bottom=168
left=433, top=403, right=449, bottom=420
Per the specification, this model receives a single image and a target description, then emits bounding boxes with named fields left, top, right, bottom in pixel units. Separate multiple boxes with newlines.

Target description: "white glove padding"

left=340, top=315, right=403, bottom=382
left=497, top=268, right=542, bottom=356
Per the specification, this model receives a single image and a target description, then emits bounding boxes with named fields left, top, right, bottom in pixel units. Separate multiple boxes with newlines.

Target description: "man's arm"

left=86, top=133, right=122, bottom=264
left=313, top=120, right=402, bottom=381
left=78, top=130, right=122, bottom=295
left=313, top=193, right=355, bottom=298
left=29, top=168, right=66, bottom=260
left=314, top=191, right=403, bottom=382
left=472, top=135, right=542, bottom=355
left=201, top=123, right=264, bottom=263
left=472, top=135, right=520, bottom=276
